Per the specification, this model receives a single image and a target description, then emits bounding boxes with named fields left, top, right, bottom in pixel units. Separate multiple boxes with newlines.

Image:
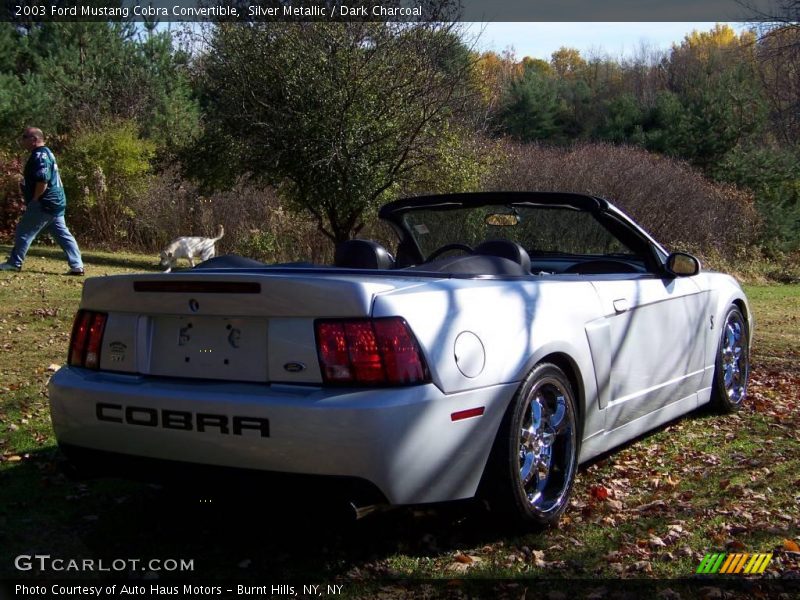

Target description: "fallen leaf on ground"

left=447, top=556, right=481, bottom=573
left=727, top=539, right=746, bottom=551
left=531, top=550, right=547, bottom=568
left=783, top=539, right=800, bottom=552
left=627, top=560, right=652, bottom=574
left=636, top=499, right=667, bottom=512
left=608, top=562, right=624, bottom=574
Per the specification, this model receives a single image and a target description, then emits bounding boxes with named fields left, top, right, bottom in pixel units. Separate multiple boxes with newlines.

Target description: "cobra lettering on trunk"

left=95, top=403, right=270, bottom=437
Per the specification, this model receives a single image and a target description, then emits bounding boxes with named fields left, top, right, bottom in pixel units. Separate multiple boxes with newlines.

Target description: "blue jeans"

left=7, top=202, right=83, bottom=270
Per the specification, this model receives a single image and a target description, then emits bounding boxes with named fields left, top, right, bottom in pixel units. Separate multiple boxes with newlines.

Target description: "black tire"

left=482, top=362, right=579, bottom=529
left=710, top=305, right=750, bottom=413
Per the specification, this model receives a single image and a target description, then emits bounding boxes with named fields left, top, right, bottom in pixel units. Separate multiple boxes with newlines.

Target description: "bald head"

left=24, top=127, right=44, bottom=141
left=20, top=127, right=45, bottom=150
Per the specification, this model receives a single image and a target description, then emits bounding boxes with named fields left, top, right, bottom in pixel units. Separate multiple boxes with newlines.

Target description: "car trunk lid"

left=79, top=271, right=423, bottom=384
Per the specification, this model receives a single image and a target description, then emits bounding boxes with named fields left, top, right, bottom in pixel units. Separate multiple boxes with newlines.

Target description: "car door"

left=587, top=273, right=709, bottom=431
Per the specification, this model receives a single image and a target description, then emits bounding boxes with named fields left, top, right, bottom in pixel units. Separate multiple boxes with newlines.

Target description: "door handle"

left=613, top=298, right=629, bottom=313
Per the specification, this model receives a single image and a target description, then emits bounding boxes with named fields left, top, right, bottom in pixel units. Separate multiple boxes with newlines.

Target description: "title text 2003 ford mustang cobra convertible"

left=49, top=192, right=751, bottom=528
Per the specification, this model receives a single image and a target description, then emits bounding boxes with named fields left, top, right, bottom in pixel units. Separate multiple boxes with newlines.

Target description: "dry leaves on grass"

left=749, top=367, right=800, bottom=420
left=447, top=553, right=482, bottom=573
left=589, top=485, right=609, bottom=501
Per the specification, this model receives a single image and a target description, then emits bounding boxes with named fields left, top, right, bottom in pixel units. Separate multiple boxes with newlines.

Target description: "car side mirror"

left=666, top=252, right=700, bottom=277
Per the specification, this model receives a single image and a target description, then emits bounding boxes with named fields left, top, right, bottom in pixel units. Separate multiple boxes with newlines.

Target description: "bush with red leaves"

left=0, top=152, right=24, bottom=242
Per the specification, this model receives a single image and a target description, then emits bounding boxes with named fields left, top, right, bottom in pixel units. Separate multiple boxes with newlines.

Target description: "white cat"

left=160, top=225, right=225, bottom=273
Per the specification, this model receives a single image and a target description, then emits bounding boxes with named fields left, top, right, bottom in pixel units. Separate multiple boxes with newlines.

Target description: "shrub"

left=0, top=150, right=23, bottom=242
left=126, top=169, right=332, bottom=264
left=60, top=120, right=155, bottom=244
left=484, top=141, right=760, bottom=261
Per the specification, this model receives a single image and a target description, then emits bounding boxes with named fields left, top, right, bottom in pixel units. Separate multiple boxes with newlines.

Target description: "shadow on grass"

left=0, top=244, right=160, bottom=273
left=0, top=446, right=512, bottom=582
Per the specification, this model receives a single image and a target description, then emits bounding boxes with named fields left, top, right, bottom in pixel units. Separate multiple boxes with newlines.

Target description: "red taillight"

left=373, top=318, right=428, bottom=384
left=316, top=322, right=351, bottom=382
left=68, top=310, right=107, bottom=369
left=69, top=311, right=92, bottom=366
left=344, top=321, right=384, bottom=383
left=315, top=317, right=429, bottom=386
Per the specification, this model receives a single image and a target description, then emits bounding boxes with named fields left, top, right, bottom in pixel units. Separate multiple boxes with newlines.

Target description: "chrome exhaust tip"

left=350, top=502, right=389, bottom=520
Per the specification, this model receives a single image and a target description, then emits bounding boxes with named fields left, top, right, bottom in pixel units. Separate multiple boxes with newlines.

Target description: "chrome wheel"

left=483, top=362, right=579, bottom=528
left=721, top=311, right=747, bottom=404
left=517, top=376, right=577, bottom=515
left=711, top=306, right=749, bottom=413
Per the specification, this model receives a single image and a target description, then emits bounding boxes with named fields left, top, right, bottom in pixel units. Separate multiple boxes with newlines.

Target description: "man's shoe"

left=66, top=268, right=85, bottom=276
left=0, top=263, right=21, bottom=272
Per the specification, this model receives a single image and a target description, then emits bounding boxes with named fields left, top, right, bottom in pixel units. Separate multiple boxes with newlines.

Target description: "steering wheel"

left=424, top=243, right=475, bottom=262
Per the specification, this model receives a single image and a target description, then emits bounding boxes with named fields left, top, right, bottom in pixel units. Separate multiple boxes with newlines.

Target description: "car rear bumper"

left=57, top=443, right=391, bottom=507
left=48, top=367, right=516, bottom=505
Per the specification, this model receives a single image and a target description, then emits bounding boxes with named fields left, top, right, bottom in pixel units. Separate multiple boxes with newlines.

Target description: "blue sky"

left=467, top=22, right=751, bottom=61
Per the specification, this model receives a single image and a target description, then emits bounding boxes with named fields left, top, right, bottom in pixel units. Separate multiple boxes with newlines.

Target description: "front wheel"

left=483, top=363, right=579, bottom=529
left=710, top=305, right=750, bottom=413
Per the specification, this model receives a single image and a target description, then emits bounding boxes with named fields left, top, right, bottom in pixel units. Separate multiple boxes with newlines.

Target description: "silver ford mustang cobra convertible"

left=49, top=192, right=751, bottom=528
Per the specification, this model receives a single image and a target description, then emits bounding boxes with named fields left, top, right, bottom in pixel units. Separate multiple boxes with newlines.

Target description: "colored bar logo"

left=696, top=553, right=773, bottom=574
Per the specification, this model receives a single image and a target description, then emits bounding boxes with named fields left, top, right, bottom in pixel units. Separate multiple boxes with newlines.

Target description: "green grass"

left=743, top=283, right=800, bottom=372
left=1, top=244, right=798, bottom=586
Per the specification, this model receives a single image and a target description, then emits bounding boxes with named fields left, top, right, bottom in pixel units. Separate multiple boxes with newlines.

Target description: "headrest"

left=334, top=240, right=395, bottom=269
left=475, top=240, right=531, bottom=273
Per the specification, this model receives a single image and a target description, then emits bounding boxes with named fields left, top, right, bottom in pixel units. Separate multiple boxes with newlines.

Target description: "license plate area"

left=149, top=316, right=268, bottom=382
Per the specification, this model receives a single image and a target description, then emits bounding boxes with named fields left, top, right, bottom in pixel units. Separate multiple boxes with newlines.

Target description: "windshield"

left=401, top=204, right=635, bottom=259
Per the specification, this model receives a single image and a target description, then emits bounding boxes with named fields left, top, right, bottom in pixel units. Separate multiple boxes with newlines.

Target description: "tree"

left=713, top=144, right=800, bottom=252
left=472, top=50, right=523, bottom=120
left=654, top=25, right=767, bottom=169
left=195, top=22, right=477, bottom=243
left=0, top=22, right=198, bottom=153
left=498, top=67, right=560, bottom=142
left=756, top=25, right=800, bottom=147
left=555, top=76, right=592, bottom=139
left=596, top=94, right=645, bottom=144
left=550, top=47, right=586, bottom=78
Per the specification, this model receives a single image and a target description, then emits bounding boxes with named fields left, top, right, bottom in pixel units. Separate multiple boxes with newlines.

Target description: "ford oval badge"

left=283, top=362, right=306, bottom=373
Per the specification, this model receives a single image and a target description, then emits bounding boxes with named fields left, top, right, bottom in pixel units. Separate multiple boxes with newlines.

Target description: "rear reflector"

left=68, top=310, right=108, bottom=370
left=315, top=317, right=430, bottom=386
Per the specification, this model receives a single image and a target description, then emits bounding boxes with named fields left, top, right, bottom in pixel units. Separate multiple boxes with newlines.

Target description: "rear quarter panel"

left=372, top=277, right=608, bottom=448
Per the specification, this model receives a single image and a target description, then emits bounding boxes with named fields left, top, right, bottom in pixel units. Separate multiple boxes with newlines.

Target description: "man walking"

left=1, top=127, right=84, bottom=275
